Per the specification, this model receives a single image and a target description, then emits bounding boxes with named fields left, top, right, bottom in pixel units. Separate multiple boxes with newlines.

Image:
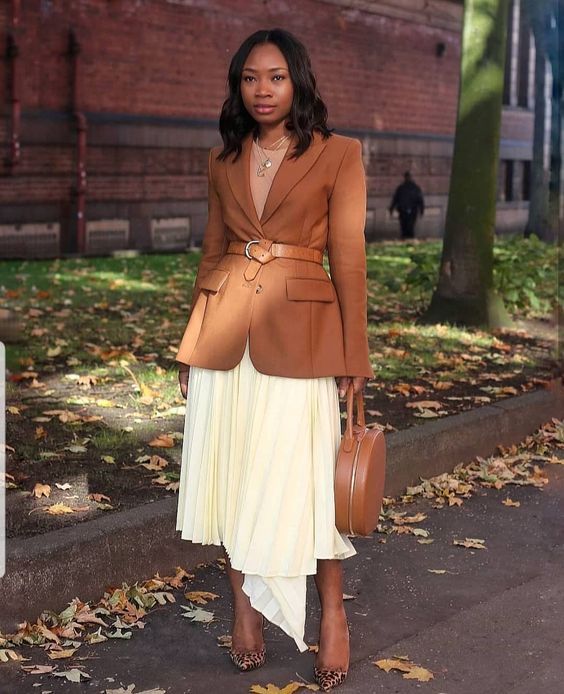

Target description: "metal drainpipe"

left=6, top=0, right=21, bottom=173
left=68, top=29, right=87, bottom=254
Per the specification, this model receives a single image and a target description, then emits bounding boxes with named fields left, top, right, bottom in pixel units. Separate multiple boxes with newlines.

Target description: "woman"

left=175, top=28, right=373, bottom=691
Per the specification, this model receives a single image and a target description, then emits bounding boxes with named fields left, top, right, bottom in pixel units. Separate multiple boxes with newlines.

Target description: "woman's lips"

left=254, top=105, right=276, bottom=113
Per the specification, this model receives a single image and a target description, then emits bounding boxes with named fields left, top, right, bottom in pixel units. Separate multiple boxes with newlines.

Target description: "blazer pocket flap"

left=200, top=268, right=230, bottom=293
left=286, top=277, right=335, bottom=302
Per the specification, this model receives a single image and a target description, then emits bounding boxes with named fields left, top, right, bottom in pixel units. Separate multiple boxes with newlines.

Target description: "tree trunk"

left=421, top=0, right=513, bottom=329
left=524, top=7, right=550, bottom=239
left=547, top=3, right=563, bottom=238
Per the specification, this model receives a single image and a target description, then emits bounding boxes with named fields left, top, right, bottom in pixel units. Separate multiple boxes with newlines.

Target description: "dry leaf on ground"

left=184, top=591, right=219, bottom=605
left=148, top=434, right=175, bottom=448
left=32, top=483, right=51, bottom=498
left=453, top=538, right=486, bottom=550
left=180, top=604, right=214, bottom=623
left=52, top=667, right=91, bottom=682
left=374, top=657, right=434, bottom=682
left=249, top=682, right=319, bottom=693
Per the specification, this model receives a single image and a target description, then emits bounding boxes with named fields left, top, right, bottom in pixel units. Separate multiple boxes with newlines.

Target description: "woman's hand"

left=178, top=365, right=190, bottom=399
left=337, top=376, right=368, bottom=398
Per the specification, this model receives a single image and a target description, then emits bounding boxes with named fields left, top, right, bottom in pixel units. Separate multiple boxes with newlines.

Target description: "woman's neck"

left=257, top=125, right=292, bottom=148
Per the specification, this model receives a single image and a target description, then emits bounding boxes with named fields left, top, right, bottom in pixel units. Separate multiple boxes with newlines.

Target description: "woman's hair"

left=217, top=28, right=333, bottom=162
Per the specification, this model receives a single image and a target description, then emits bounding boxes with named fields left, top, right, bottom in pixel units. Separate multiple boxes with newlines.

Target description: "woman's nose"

left=255, top=80, right=272, bottom=96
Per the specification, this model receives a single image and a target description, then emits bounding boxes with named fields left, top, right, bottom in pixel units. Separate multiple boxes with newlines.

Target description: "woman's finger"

left=337, top=376, right=351, bottom=398
left=352, top=376, right=367, bottom=394
left=178, top=370, right=189, bottom=399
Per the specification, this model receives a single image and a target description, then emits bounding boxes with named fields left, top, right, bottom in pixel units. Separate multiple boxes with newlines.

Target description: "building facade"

left=0, top=0, right=540, bottom=258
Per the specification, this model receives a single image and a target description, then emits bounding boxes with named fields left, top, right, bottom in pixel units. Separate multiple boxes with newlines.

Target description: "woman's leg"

left=223, top=549, right=264, bottom=652
left=314, top=559, right=350, bottom=669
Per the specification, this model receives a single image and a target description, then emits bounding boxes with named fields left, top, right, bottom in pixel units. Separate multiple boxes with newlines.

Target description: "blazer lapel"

left=224, top=130, right=329, bottom=234
left=225, top=134, right=263, bottom=235
left=260, top=130, right=328, bottom=226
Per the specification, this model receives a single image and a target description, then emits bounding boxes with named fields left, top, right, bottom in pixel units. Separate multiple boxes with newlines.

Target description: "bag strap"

left=344, top=382, right=366, bottom=448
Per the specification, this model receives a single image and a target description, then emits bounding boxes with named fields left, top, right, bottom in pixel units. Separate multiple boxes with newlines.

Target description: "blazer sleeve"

left=188, top=148, right=228, bottom=315
left=174, top=149, right=227, bottom=367
left=326, top=138, right=374, bottom=379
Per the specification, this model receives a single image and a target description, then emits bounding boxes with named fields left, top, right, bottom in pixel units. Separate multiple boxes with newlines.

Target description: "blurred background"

left=0, top=0, right=560, bottom=258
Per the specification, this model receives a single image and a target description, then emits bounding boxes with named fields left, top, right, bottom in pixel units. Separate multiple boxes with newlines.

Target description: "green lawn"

left=1, top=235, right=558, bottom=386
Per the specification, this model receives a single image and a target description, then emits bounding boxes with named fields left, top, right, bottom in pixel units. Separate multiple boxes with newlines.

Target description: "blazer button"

left=256, top=284, right=263, bottom=294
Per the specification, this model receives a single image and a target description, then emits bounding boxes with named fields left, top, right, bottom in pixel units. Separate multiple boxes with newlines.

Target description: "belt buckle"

left=244, top=239, right=260, bottom=259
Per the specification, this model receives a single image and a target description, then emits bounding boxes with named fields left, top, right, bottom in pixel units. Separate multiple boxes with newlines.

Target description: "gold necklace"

left=254, top=134, right=290, bottom=177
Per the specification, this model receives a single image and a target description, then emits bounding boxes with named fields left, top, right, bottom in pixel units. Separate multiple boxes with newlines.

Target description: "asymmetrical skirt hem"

left=175, top=335, right=356, bottom=652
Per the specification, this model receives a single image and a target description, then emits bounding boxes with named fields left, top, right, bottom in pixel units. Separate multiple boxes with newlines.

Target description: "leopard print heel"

left=313, top=666, right=348, bottom=691
left=229, top=645, right=267, bottom=671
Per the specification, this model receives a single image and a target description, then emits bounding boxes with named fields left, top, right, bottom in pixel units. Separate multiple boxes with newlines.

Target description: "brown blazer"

left=175, top=130, right=374, bottom=379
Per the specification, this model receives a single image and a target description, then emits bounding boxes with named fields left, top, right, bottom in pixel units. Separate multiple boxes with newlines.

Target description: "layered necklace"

left=254, top=133, right=290, bottom=177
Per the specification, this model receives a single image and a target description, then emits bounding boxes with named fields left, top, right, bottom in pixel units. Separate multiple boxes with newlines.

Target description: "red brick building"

left=0, top=0, right=538, bottom=257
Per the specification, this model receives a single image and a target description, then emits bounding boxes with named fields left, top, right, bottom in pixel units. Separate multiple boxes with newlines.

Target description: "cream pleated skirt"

left=175, top=335, right=356, bottom=652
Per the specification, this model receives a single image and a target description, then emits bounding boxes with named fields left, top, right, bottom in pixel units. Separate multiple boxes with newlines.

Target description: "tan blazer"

left=175, top=130, right=374, bottom=379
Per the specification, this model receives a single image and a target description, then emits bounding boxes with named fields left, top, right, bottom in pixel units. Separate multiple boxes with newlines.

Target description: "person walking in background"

left=174, top=28, right=373, bottom=691
left=389, top=171, right=425, bottom=239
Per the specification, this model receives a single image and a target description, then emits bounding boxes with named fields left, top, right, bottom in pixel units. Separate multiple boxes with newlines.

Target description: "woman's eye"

left=243, top=75, right=255, bottom=82
left=273, top=75, right=284, bottom=81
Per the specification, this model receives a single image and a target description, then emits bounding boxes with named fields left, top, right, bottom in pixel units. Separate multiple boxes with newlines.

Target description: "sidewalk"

left=2, top=444, right=563, bottom=692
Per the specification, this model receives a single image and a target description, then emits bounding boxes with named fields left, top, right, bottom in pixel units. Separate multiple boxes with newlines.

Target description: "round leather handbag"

left=334, top=383, right=386, bottom=536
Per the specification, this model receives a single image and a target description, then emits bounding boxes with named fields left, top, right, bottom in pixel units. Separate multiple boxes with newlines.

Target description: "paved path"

left=2, top=465, right=564, bottom=694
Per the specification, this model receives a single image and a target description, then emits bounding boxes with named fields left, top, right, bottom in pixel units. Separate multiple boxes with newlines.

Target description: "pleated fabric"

left=175, top=336, right=356, bottom=652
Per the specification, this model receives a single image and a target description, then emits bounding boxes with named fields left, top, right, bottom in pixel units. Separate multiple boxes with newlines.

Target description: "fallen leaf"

left=403, top=665, right=435, bottom=681
left=148, top=434, right=175, bottom=448
left=453, top=538, right=486, bottom=550
left=405, top=400, right=443, bottom=410
left=140, top=455, right=169, bottom=471
left=46, top=646, right=80, bottom=659
left=64, top=444, right=87, bottom=453
left=0, top=648, right=28, bottom=662
left=21, top=663, right=56, bottom=673
left=184, top=591, right=219, bottom=605
left=32, top=483, right=51, bottom=498
left=52, top=667, right=91, bottom=682
left=89, top=493, right=111, bottom=503
left=180, top=604, right=214, bottom=623
left=502, top=498, right=521, bottom=507
left=427, top=569, right=447, bottom=575
left=249, top=683, right=319, bottom=693
left=44, top=503, right=76, bottom=515
left=374, top=657, right=434, bottom=682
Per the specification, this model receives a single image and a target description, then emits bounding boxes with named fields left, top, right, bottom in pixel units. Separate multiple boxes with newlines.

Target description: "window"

left=505, top=160, right=515, bottom=202
left=503, top=0, right=515, bottom=105
left=517, top=7, right=531, bottom=107
left=522, top=160, right=531, bottom=201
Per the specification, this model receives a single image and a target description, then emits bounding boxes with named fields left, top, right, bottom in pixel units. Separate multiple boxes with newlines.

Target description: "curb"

left=1, top=378, right=563, bottom=633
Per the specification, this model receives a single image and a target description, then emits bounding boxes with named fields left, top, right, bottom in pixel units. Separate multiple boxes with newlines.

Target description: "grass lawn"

left=2, top=235, right=560, bottom=539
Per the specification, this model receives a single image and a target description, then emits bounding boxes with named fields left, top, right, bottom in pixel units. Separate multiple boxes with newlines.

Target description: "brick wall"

left=0, top=0, right=531, bottom=257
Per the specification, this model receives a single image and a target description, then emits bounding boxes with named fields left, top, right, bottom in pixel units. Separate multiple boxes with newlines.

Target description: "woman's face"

left=240, top=43, right=294, bottom=127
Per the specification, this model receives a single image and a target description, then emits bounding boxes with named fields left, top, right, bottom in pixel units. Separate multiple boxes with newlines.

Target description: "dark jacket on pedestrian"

left=389, top=179, right=425, bottom=217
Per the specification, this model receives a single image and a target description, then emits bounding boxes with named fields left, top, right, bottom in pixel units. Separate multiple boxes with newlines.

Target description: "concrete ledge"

left=385, top=379, right=564, bottom=496
left=1, top=379, right=563, bottom=633
left=0, top=499, right=221, bottom=632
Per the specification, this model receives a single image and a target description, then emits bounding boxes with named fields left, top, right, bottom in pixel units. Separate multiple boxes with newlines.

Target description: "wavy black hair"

left=217, top=28, right=333, bottom=162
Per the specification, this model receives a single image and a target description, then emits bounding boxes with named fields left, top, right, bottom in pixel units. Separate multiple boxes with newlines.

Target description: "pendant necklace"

left=254, top=134, right=290, bottom=177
